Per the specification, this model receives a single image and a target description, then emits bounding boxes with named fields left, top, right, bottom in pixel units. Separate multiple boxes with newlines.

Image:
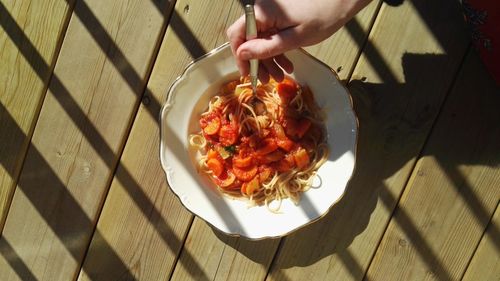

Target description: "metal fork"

left=245, top=4, right=258, bottom=93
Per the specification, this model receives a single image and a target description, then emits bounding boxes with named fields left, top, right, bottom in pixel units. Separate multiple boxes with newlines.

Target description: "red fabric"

left=463, top=0, right=500, bottom=84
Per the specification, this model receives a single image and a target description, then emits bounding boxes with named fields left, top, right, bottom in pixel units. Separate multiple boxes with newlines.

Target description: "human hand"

left=227, top=0, right=372, bottom=83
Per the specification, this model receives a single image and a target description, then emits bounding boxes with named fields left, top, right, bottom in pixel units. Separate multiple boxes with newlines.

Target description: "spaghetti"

left=189, top=76, right=328, bottom=211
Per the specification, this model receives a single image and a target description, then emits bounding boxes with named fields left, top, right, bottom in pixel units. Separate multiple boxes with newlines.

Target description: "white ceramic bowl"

left=160, top=43, right=357, bottom=239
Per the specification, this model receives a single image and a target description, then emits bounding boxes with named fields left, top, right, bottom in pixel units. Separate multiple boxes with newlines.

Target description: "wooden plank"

left=76, top=1, right=241, bottom=280
left=304, top=0, right=381, bottom=81
left=172, top=220, right=280, bottom=281
left=171, top=219, right=232, bottom=281
left=170, top=2, right=382, bottom=281
left=0, top=0, right=173, bottom=280
left=462, top=202, right=500, bottom=281
left=365, top=49, right=500, bottom=281
left=0, top=0, right=73, bottom=230
left=267, top=0, right=471, bottom=280
left=171, top=219, right=281, bottom=281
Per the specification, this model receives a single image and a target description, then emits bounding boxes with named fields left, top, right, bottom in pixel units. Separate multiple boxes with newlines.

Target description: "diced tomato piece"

left=241, top=176, right=260, bottom=195
left=272, top=124, right=295, bottom=151
left=281, top=77, right=297, bottom=88
left=271, top=159, right=293, bottom=173
left=237, top=145, right=252, bottom=157
left=255, top=138, right=278, bottom=155
left=232, top=155, right=253, bottom=168
left=293, top=147, right=310, bottom=169
left=272, top=123, right=287, bottom=139
left=270, top=153, right=295, bottom=172
left=241, top=134, right=259, bottom=148
left=219, top=124, right=238, bottom=146
left=207, top=158, right=224, bottom=177
left=276, top=81, right=297, bottom=102
left=203, top=134, right=218, bottom=144
left=256, top=150, right=284, bottom=164
left=232, top=165, right=258, bottom=182
left=214, top=171, right=236, bottom=189
left=276, top=138, right=295, bottom=152
left=283, top=118, right=311, bottom=139
left=258, top=165, right=273, bottom=183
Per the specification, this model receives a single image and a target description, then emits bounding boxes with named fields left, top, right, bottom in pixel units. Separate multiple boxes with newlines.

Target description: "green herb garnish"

left=224, top=145, right=236, bottom=154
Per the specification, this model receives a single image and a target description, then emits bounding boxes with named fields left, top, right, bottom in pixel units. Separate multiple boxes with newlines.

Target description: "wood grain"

left=77, top=1, right=241, bottom=280
left=462, top=202, right=500, bottom=281
left=267, top=0, right=470, bottom=280
left=0, top=0, right=73, bottom=230
left=305, top=0, right=381, bottom=81
left=365, top=49, right=500, bottom=281
left=0, top=0, right=173, bottom=280
left=1, top=0, right=492, bottom=280
left=170, top=2, right=381, bottom=281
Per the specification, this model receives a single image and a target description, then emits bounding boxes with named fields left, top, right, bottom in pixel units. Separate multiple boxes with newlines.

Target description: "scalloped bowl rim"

left=160, top=42, right=357, bottom=240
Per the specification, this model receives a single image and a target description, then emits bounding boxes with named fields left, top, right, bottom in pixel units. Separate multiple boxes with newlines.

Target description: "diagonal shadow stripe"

left=1, top=1, right=239, bottom=280
left=0, top=1, right=60, bottom=87
left=0, top=2, right=77, bottom=232
left=338, top=248, right=371, bottom=281
left=69, top=0, right=245, bottom=235
left=378, top=185, right=455, bottom=281
left=0, top=238, right=38, bottom=281
left=440, top=161, right=500, bottom=251
left=411, top=0, right=499, bottom=257
left=167, top=8, right=206, bottom=59
left=0, top=102, right=136, bottom=280
left=345, top=16, right=398, bottom=84
left=0, top=2, right=208, bottom=280
left=68, top=0, right=168, bottom=121
left=344, top=1, right=482, bottom=279
left=148, top=0, right=253, bottom=59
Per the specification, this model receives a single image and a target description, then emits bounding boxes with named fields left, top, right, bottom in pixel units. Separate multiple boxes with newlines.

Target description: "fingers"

left=236, top=27, right=301, bottom=60
left=262, top=58, right=284, bottom=82
left=257, top=63, right=270, bottom=84
left=227, top=13, right=298, bottom=82
left=226, top=15, right=248, bottom=76
left=258, top=55, right=293, bottom=83
left=235, top=28, right=299, bottom=82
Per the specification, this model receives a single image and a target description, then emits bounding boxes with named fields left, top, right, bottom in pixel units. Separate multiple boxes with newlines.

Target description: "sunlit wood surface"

left=1, top=0, right=498, bottom=280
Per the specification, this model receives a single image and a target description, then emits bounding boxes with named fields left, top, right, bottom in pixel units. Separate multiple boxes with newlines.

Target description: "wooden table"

left=1, top=0, right=499, bottom=280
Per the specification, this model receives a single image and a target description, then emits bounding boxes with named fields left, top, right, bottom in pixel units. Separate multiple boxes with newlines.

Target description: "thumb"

left=236, top=27, right=302, bottom=60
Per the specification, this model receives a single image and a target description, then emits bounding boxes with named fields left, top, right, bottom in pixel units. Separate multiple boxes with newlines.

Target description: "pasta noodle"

left=189, top=76, right=328, bottom=211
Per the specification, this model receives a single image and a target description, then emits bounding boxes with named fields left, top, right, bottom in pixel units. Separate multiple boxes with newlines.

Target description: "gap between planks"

left=73, top=0, right=179, bottom=279
left=359, top=43, right=472, bottom=280
left=262, top=1, right=385, bottom=280
left=0, top=0, right=77, bottom=233
left=1, top=1, right=177, bottom=280
left=459, top=200, right=500, bottom=281
left=167, top=1, right=239, bottom=280
left=264, top=0, right=472, bottom=280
